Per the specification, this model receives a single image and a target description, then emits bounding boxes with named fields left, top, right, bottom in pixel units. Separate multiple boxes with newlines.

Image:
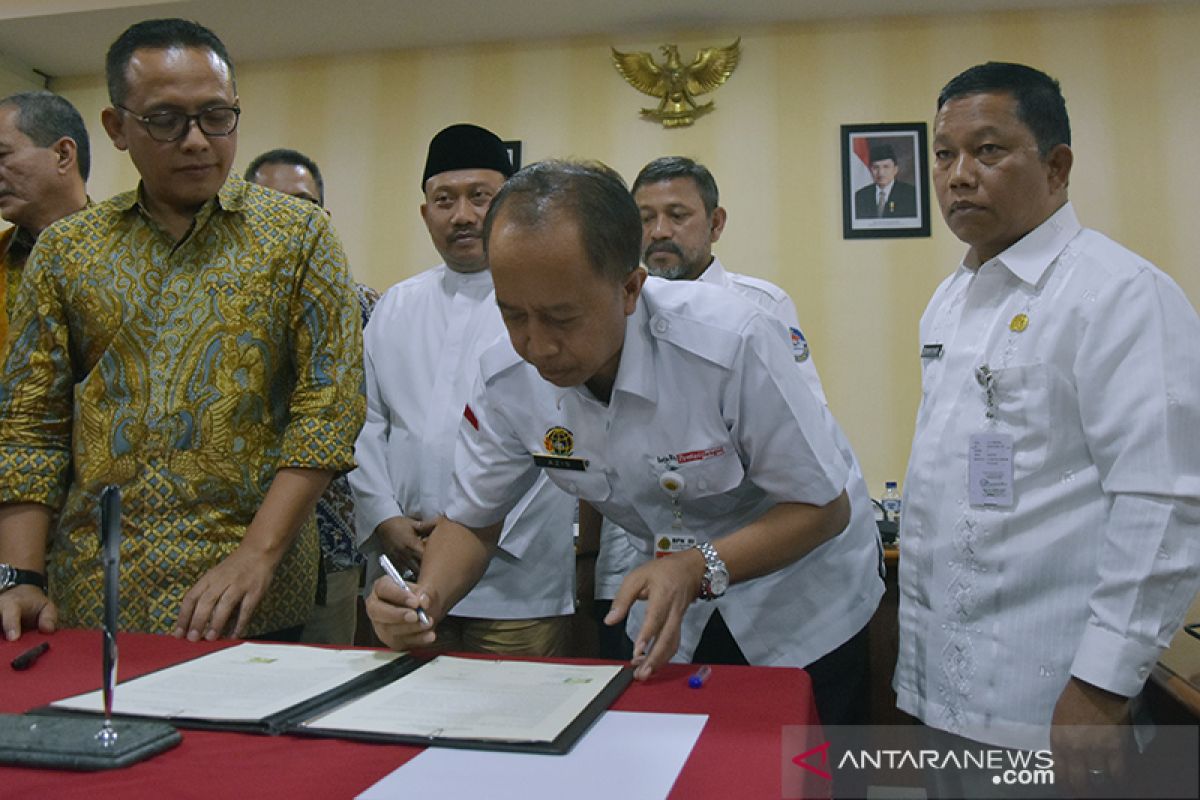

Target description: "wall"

left=43, top=2, right=1200, bottom=493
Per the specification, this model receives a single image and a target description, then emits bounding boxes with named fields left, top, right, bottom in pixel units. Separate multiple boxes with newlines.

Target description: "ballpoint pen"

left=688, top=665, right=712, bottom=689
left=379, top=554, right=432, bottom=627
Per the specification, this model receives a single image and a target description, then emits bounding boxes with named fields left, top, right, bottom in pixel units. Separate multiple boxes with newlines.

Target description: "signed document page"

left=305, top=656, right=624, bottom=743
left=51, top=643, right=400, bottom=721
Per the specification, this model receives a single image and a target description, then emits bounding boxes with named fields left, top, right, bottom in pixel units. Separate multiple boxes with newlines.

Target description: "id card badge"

left=968, top=432, right=1014, bottom=508
left=654, top=533, right=697, bottom=559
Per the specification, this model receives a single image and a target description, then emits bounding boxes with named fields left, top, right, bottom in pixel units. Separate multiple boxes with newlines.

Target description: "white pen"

left=379, top=554, right=432, bottom=627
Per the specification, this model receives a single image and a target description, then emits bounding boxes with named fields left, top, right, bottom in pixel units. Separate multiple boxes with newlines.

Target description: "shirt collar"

left=3, top=225, right=36, bottom=263
left=610, top=291, right=658, bottom=403
left=441, top=263, right=494, bottom=297
left=116, top=173, right=244, bottom=219
left=980, top=202, right=1081, bottom=286
left=697, top=256, right=726, bottom=287
left=560, top=288, right=658, bottom=407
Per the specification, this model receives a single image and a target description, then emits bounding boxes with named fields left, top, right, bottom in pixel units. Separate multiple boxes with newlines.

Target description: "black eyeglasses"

left=116, top=104, right=241, bottom=142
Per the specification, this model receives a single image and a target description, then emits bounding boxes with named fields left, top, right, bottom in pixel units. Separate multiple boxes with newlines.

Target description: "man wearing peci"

left=350, top=125, right=576, bottom=656
left=0, top=19, right=364, bottom=642
left=896, top=61, right=1200, bottom=797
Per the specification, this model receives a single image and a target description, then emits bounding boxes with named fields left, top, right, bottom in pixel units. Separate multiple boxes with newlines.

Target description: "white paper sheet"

left=306, top=655, right=624, bottom=742
left=356, top=710, right=707, bottom=800
left=51, top=642, right=399, bottom=721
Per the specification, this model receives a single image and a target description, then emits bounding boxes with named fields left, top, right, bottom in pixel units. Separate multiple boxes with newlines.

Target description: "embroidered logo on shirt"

left=789, top=327, right=811, bottom=363
left=655, top=446, right=726, bottom=466
left=543, top=426, right=575, bottom=456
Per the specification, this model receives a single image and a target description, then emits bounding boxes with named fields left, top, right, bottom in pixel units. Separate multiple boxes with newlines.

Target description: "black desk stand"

left=0, top=485, right=180, bottom=769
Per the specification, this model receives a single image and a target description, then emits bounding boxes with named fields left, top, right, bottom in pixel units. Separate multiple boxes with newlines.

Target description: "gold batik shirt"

left=0, top=176, right=365, bottom=635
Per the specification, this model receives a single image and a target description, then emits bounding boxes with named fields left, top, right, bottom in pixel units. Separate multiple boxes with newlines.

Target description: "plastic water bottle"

left=882, top=481, right=902, bottom=526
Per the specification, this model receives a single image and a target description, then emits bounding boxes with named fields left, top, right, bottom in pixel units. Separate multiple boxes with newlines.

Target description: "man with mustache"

left=350, top=124, right=576, bottom=656
left=0, top=19, right=364, bottom=642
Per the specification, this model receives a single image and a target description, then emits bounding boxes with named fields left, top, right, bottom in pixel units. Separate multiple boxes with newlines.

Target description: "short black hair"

left=245, top=148, right=325, bottom=205
left=631, top=156, right=719, bottom=215
left=0, top=90, right=91, bottom=181
left=484, top=160, right=641, bottom=283
left=106, top=18, right=235, bottom=106
left=937, top=62, right=1070, bottom=156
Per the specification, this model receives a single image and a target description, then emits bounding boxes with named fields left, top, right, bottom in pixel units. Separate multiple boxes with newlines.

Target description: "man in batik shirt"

left=0, top=19, right=363, bottom=642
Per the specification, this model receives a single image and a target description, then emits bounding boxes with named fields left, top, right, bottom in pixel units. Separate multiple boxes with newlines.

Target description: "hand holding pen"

left=378, top=554, right=432, bottom=627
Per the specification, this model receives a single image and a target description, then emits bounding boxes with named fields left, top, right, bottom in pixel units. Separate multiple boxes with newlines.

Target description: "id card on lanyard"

left=969, top=364, right=1014, bottom=508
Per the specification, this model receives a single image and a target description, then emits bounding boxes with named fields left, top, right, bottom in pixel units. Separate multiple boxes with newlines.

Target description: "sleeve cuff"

left=278, top=411, right=362, bottom=473
left=1070, top=623, right=1163, bottom=698
left=0, top=446, right=71, bottom=508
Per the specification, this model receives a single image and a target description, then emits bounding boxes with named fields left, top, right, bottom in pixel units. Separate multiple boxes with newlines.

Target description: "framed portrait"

left=841, top=122, right=930, bottom=239
left=503, top=140, right=523, bottom=171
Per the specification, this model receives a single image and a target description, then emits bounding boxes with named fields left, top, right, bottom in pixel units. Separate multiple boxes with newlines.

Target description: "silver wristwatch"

left=695, top=542, right=729, bottom=600
left=0, top=563, right=48, bottom=593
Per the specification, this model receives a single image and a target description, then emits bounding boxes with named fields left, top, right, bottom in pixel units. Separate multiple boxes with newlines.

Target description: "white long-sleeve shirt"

left=350, top=264, right=575, bottom=618
left=896, top=203, right=1200, bottom=751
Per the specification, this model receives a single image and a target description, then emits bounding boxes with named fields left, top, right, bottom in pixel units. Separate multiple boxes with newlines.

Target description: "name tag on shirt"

left=968, top=433, right=1014, bottom=508
left=532, top=454, right=589, bottom=471
left=654, top=533, right=697, bottom=558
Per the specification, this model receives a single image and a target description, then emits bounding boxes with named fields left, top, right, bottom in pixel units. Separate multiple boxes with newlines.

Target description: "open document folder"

left=50, top=643, right=633, bottom=755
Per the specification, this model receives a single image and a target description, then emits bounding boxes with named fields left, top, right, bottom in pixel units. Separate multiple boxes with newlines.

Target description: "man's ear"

left=51, top=136, right=78, bottom=176
left=622, top=266, right=647, bottom=316
left=709, top=206, right=727, bottom=245
left=101, top=107, right=128, bottom=151
left=1045, top=143, right=1073, bottom=194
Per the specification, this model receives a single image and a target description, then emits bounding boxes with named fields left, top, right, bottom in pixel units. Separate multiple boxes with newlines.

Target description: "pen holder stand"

left=0, top=712, right=180, bottom=770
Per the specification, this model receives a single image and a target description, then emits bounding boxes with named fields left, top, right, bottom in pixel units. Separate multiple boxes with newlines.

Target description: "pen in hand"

left=11, top=641, right=50, bottom=671
left=379, top=554, right=432, bottom=627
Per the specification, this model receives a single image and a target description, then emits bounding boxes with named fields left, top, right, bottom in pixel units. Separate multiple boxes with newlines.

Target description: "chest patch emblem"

left=543, top=426, right=575, bottom=456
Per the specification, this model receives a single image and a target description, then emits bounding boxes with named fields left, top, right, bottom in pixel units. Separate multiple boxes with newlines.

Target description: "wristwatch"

left=0, top=564, right=47, bottom=593
left=694, top=542, right=729, bottom=600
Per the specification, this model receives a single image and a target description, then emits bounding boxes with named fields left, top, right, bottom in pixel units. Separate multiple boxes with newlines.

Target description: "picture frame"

left=503, top=140, right=523, bottom=171
left=841, top=122, right=930, bottom=239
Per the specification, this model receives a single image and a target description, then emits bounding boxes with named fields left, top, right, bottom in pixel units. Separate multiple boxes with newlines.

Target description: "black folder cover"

left=41, top=649, right=632, bottom=756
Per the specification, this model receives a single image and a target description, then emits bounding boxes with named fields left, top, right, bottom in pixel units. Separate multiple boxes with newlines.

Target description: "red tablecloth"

left=1, top=630, right=821, bottom=798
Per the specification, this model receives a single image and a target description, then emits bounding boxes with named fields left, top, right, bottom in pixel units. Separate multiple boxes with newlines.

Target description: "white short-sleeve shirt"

left=447, top=277, right=884, bottom=666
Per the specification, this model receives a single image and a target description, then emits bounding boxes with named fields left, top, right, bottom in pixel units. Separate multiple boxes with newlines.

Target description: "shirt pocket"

left=990, top=363, right=1051, bottom=476
left=672, top=448, right=747, bottom=517
left=549, top=462, right=612, bottom=504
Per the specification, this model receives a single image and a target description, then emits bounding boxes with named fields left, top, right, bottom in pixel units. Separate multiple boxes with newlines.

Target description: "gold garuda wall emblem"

left=611, top=38, right=741, bottom=128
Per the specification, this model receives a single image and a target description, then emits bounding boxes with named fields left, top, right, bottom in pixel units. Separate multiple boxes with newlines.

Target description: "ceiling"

left=0, top=0, right=1181, bottom=82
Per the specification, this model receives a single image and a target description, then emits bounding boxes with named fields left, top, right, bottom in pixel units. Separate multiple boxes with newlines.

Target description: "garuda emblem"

left=611, top=38, right=741, bottom=128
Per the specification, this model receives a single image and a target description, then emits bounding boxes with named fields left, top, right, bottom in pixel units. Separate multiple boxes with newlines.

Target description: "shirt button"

left=1137, top=665, right=1150, bottom=680
left=564, top=481, right=577, bottom=494
left=698, top=479, right=708, bottom=491
left=653, top=318, right=669, bottom=334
